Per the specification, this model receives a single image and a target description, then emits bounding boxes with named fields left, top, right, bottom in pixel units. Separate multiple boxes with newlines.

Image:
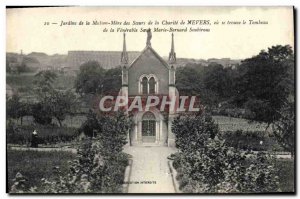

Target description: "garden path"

left=123, top=146, right=177, bottom=193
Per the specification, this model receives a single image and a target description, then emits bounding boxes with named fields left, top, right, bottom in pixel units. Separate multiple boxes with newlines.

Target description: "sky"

left=6, top=6, right=294, bottom=59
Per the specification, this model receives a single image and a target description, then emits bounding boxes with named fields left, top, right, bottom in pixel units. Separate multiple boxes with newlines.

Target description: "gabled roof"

left=129, top=45, right=170, bottom=70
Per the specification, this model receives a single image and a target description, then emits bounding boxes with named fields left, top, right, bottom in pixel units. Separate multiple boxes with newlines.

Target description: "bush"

left=216, top=152, right=279, bottom=193
left=172, top=113, right=280, bottom=193
left=172, top=114, right=218, bottom=153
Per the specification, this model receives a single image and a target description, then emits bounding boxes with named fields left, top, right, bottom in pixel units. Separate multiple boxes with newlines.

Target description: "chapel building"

left=119, top=31, right=179, bottom=147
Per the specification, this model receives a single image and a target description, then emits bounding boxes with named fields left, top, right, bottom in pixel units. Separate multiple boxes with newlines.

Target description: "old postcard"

left=6, top=6, right=295, bottom=194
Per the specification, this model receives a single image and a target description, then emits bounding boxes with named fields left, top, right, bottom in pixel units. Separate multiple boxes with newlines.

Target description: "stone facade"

left=120, top=32, right=178, bottom=147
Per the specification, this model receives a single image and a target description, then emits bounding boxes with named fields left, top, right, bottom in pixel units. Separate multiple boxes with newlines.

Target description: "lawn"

left=212, top=116, right=267, bottom=132
left=7, top=149, right=76, bottom=191
left=212, top=116, right=283, bottom=151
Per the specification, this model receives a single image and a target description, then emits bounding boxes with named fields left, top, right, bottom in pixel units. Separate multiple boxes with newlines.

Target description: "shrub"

left=172, top=114, right=218, bottom=153
left=216, top=152, right=279, bottom=193
left=172, top=113, right=280, bottom=193
left=79, top=111, right=133, bottom=155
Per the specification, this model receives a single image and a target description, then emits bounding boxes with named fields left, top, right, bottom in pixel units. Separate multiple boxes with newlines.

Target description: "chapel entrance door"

left=142, top=112, right=156, bottom=143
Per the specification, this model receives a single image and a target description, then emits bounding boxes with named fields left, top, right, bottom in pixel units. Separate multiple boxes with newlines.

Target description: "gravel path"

left=124, top=146, right=177, bottom=193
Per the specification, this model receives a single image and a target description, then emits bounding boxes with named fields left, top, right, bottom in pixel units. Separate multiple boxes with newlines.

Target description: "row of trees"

left=176, top=45, right=294, bottom=125
left=7, top=70, right=76, bottom=127
left=7, top=60, right=122, bottom=130
left=176, top=45, right=295, bottom=155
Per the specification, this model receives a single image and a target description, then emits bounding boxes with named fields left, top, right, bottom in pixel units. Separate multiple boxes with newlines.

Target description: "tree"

left=34, top=70, right=58, bottom=98
left=176, top=65, right=204, bottom=96
left=203, top=63, right=237, bottom=102
left=175, top=64, right=217, bottom=107
left=74, top=61, right=105, bottom=95
left=32, top=102, right=52, bottom=125
left=7, top=94, right=30, bottom=125
left=16, top=62, right=30, bottom=73
left=44, top=90, right=77, bottom=127
left=273, top=101, right=295, bottom=157
left=234, top=45, right=294, bottom=125
left=102, top=67, right=122, bottom=95
left=32, top=70, right=76, bottom=126
left=176, top=63, right=237, bottom=108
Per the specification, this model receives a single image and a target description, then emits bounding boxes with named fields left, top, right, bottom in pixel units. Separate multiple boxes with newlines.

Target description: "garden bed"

left=7, top=149, right=76, bottom=190
left=173, top=155, right=294, bottom=193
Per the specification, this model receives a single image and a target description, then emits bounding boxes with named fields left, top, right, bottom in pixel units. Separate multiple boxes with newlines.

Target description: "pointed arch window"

left=139, top=74, right=158, bottom=94
left=149, top=77, right=156, bottom=94
left=142, top=77, right=148, bottom=94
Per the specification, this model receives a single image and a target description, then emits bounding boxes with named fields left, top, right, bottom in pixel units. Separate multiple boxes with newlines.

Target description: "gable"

left=128, top=46, right=170, bottom=95
left=129, top=46, right=170, bottom=70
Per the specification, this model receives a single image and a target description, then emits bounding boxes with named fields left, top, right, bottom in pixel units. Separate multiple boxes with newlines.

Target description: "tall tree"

left=34, top=70, right=58, bottom=98
left=74, top=61, right=105, bottom=95
left=45, top=90, right=77, bottom=127
left=203, top=63, right=236, bottom=102
left=102, top=67, right=122, bottom=95
left=6, top=94, right=29, bottom=125
left=176, top=64, right=204, bottom=96
left=33, top=70, right=76, bottom=126
left=234, top=45, right=294, bottom=125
